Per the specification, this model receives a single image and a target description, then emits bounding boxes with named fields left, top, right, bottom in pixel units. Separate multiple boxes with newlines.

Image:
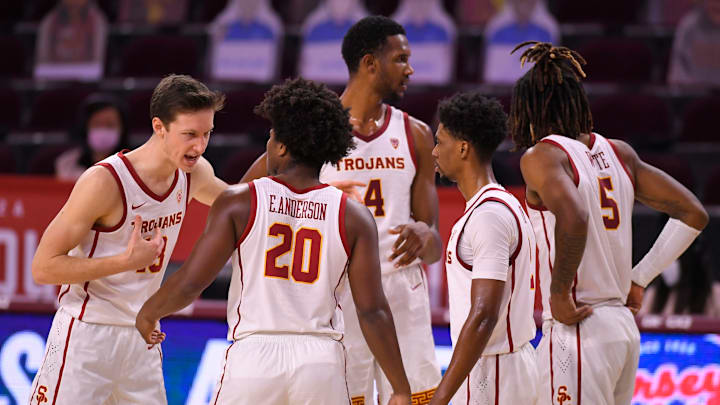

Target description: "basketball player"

left=240, top=16, right=442, bottom=404
left=510, top=42, right=709, bottom=405
left=428, top=92, right=537, bottom=405
left=29, top=74, right=229, bottom=405
left=135, top=78, right=412, bottom=405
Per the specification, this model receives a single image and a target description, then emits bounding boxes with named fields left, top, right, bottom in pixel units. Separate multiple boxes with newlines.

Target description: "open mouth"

left=184, top=154, right=199, bottom=165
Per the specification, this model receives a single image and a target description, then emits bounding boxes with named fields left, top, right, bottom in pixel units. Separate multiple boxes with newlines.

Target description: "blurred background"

left=1, top=0, right=719, bottom=404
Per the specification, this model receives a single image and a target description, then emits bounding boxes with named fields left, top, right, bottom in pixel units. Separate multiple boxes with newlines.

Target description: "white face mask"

left=88, top=128, right=121, bottom=153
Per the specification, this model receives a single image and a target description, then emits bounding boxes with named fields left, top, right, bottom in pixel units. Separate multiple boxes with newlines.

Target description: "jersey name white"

left=228, top=177, right=350, bottom=341
left=446, top=184, right=537, bottom=355
left=320, top=104, right=418, bottom=274
left=527, top=133, right=635, bottom=321
left=58, top=151, right=189, bottom=326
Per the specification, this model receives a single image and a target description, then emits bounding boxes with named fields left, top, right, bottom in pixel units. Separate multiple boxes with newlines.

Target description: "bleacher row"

left=1, top=0, right=719, bottom=206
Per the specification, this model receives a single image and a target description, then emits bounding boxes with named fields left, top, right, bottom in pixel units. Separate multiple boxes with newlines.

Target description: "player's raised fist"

left=125, top=215, right=164, bottom=269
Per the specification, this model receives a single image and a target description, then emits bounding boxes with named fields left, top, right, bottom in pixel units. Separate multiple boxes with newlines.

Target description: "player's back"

left=527, top=133, right=635, bottom=320
left=319, top=104, right=418, bottom=274
left=59, top=152, right=189, bottom=326
left=228, top=176, right=350, bottom=341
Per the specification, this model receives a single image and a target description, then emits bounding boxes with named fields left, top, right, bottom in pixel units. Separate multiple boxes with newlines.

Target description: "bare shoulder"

left=343, top=197, right=377, bottom=241
left=606, top=138, right=640, bottom=165
left=406, top=115, right=434, bottom=146
left=73, top=165, right=122, bottom=205
left=190, top=156, right=216, bottom=184
left=521, top=142, right=568, bottom=165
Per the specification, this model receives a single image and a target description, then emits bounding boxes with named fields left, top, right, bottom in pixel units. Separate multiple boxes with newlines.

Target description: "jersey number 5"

left=265, top=223, right=322, bottom=284
left=364, top=179, right=385, bottom=217
left=598, top=177, right=619, bottom=230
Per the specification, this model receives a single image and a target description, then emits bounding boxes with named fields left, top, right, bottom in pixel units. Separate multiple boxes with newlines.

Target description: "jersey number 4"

left=598, top=177, right=619, bottom=230
left=364, top=179, right=385, bottom=217
left=265, top=223, right=322, bottom=284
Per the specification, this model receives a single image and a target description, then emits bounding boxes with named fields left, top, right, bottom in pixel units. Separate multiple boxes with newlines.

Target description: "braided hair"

left=508, top=41, right=593, bottom=149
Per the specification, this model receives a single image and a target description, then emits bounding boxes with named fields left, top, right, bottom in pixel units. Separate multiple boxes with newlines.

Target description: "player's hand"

left=550, top=292, right=593, bottom=325
left=625, top=282, right=644, bottom=316
left=329, top=180, right=366, bottom=202
left=125, top=215, right=164, bottom=270
left=387, top=393, right=411, bottom=405
left=389, top=222, right=432, bottom=267
left=135, top=312, right=166, bottom=348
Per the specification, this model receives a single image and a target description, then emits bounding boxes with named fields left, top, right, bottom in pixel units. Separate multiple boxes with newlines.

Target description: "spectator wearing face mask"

left=55, top=94, right=129, bottom=181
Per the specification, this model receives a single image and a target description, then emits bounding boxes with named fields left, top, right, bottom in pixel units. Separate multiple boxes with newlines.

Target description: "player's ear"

left=459, top=141, right=470, bottom=159
left=361, top=53, right=377, bottom=74
left=152, top=117, right=166, bottom=138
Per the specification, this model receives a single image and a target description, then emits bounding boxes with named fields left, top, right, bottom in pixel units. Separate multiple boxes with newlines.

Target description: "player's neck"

left=340, top=80, right=385, bottom=123
left=457, top=162, right=496, bottom=201
left=272, top=165, right=322, bottom=190
left=125, top=137, right=178, bottom=182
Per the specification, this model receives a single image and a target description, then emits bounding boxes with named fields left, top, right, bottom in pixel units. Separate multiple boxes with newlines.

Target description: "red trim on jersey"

left=78, top=282, right=90, bottom=320
left=230, top=254, right=243, bottom=339
left=330, top=261, right=349, bottom=333
left=549, top=325, right=555, bottom=405
left=51, top=317, right=75, bottom=405
left=185, top=172, right=191, bottom=207
left=269, top=176, right=330, bottom=194
left=236, top=182, right=257, bottom=250
left=339, top=193, right=351, bottom=257
left=352, top=104, right=392, bottom=143
left=588, top=133, right=596, bottom=149
left=213, top=342, right=234, bottom=405
left=608, top=139, right=636, bottom=190
left=540, top=139, right=580, bottom=187
left=535, top=245, right=541, bottom=312
left=453, top=188, right=519, bottom=271
left=480, top=197, right=523, bottom=263
left=57, top=285, right=70, bottom=303
left=93, top=163, right=127, bottom=232
left=539, top=212, right=553, bottom=274
left=506, top=262, right=516, bottom=352
left=525, top=199, right=547, bottom=211
left=466, top=376, right=471, bottom=402
left=78, top=231, right=100, bottom=321
left=576, top=323, right=582, bottom=405
left=118, top=151, right=179, bottom=202
left=495, top=354, right=500, bottom=405
left=403, top=112, right=418, bottom=168
left=342, top=343, right=351, bottom=400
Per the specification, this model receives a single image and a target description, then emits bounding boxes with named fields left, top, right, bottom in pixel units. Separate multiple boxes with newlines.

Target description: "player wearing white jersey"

left=239, top=17, right=442, bottom=404
left=136, top=78, right=412, bottom=405
left=510, top=42, right=708, bottom=405
left=428, top=93, right=537, bottom=405
left=29, top=75, right=229, bottom=405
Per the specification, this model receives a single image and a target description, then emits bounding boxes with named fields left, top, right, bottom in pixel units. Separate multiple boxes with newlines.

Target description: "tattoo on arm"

left=550, top=229, right=587, bottom=294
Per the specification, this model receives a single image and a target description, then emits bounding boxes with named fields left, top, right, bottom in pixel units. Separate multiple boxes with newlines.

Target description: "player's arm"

left=430, top=279, right=504, bottom=404
left=389, top=117, right=442, bottom=267
left=32, top=166, right=163, bottom=284
left=189, top=156, right=229, bottom=205
left=430, top=206, right=513, bottom=404
left=521, top=144, right=592, bottom=325
left=135, top=185, right=251, bottom=344
left=345, top=198, right=411, bottom=402
left=240, top=152, right=268, bottom=183
left=610, top=140, right=708, bottom=312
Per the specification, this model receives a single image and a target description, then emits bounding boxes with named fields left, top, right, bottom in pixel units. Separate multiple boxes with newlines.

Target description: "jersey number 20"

left=265, top=223, right=322, bottom=284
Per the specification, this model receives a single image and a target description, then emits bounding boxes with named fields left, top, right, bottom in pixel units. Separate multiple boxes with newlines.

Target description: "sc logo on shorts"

left=557, top=385, right=572, bottom=405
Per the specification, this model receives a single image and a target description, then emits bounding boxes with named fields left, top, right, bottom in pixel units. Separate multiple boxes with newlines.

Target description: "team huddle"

left=28, top=16, right=708, bottom=405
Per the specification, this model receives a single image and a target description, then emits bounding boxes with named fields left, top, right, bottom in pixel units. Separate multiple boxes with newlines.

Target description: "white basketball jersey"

left=320, top=104, right=418, bottom=274
left=446, top=184, right=537, bottom=355
left=527, top=133, right=635, bottom=321
left=228, top=177, right=350, bottom=341
left=58, top=151, right=189, bottom=326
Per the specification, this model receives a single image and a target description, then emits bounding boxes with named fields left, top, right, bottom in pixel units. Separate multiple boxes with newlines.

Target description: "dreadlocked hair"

left=508, top=41, right=593, bottom=149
